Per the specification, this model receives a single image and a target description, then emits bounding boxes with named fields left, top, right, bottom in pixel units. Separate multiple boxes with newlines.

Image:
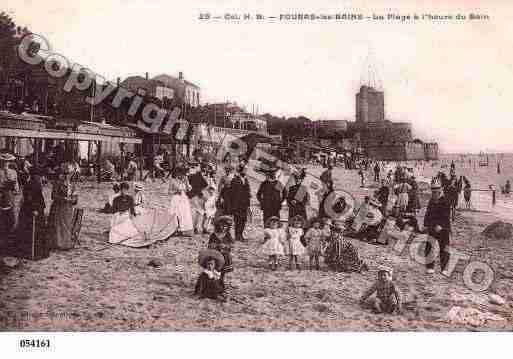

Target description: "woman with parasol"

left=194, top=249, right=226, bottom=301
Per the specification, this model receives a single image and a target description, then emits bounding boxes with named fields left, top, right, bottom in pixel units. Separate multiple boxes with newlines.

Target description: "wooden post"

left=151, top=133, right=155, bottom=180
left=96, top=141, right=102, bottom=183
left=139, top=144, right=143, bottom=181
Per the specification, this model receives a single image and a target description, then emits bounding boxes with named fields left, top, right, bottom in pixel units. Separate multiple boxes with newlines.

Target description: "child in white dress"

left=285, top=215, right=306, bottom=270
left=261, top=216, right=285, bottom=270
left=190, top=193, right=206, bottom=234
left=203, top=186, right=217, bottom=234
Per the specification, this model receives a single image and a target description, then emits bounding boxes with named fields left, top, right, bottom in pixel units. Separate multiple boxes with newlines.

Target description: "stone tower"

left=356, top=49, right=385, bottom=123
left=356, top=85, right=385, bottom=123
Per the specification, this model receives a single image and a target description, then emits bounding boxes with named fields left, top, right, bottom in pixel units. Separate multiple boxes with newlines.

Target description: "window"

left=156, top=86, right=174, bottom=100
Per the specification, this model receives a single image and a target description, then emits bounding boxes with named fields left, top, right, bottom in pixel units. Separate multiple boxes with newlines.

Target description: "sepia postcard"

left=1, top=0, right=513, bottom=356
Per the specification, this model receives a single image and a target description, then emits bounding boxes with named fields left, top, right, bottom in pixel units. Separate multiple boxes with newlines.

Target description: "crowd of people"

left=3, top=146, right=511, bottom=316
left=0, top=153, right=79, bottom=258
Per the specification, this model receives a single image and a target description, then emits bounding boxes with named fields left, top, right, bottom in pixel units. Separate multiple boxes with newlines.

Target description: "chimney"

left=179, top=71, right=183, bottom=80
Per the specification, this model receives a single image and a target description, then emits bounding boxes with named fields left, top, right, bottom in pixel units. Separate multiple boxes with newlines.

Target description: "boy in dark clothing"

left=424, top=179, right=452, bottom=275
left=256, top=170, right=284, bottom=225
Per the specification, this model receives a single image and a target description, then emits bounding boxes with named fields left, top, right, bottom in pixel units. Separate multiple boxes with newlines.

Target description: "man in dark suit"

left=283, top=170, right=309, bottom=221
left=188, top=163, right=209, bottom=198
left=228, top=165, right=251, bottom=241
left=257, top=169, right=284, bottom=225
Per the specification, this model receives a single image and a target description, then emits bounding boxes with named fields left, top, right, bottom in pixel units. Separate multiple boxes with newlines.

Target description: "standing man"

left=188, top=163, right=209, bottom=198
left=257, top=168, right=284, bottom=226
left=218, top=165, right=234, bottom=194
left=373, top=162, right=381, bottom=182
left=320, top=164, right=333, bottom=187
left=424, top=179, right=452, bottom=275
left=228, top=165, right=251, bottom=241
left=375, top=179, right=390, bottom=216
left=283, top=170, right=310, bottom=221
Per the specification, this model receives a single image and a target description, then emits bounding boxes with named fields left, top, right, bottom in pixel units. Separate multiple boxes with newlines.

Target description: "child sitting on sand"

left=304, top=217, right=324, bottom=270
left=194, top=250, right=226, bottom=302
left=261, top=216, right=285, bottom=270
left=285, top=215, right=306, bottom=270
left=360, top=266, right=402, bottom=314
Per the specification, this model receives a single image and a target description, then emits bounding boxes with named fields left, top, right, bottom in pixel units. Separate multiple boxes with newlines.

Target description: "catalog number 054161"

left=19, top=339, right=50, bottom=348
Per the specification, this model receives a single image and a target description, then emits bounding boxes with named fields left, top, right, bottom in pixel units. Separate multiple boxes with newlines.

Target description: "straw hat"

left=0, top=153, right=15, bottom=161
left=369, top=197, right=381, bottom=208
left=265, top=216, right=281, bottom=228
left=198, top=249, right=225, bottom=270
left=377, top=265, right=393, bottom=276
left=289, top=215, right=305, bottom=226
left=431, top=179, right=442, bottom=190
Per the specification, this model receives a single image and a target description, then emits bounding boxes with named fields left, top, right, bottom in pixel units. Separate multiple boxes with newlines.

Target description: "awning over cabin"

left=0, top=111, right=142, bottom=144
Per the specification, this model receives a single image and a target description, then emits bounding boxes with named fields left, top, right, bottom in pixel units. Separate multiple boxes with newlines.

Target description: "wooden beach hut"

left=0, top=111, right=143, bottom=179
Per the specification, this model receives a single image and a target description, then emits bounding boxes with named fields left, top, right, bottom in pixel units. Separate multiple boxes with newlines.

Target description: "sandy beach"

left=1, top=162, right=513, bottom=331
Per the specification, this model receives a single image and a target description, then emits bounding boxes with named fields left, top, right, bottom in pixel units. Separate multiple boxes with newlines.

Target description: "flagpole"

left=90, top=80, right=95, bottom=122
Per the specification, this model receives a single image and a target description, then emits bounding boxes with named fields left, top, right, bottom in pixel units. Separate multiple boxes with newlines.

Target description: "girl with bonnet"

left=207, top=216, right=234, bottom=289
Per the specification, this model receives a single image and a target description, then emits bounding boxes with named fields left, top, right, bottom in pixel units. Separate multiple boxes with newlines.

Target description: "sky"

left=3, top=0, right=513, bottom=153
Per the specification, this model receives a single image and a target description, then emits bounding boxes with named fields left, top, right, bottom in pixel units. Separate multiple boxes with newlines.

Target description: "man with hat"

left=217, top=164, right=234, bottom=194
left=16, top=166, right=48, bottom=257
left=283, top=168, right=310, bottom=221
left=188, top=162, right=209, bottom=199
left=227, top=165, right=251, bottom=241
left=256, top=167, right=285, bottom=225
left=320, top=164, right=333, bottom=187
left=375, top=179, right=390, bottom=216
left=424, top=179, right=452, bottom=275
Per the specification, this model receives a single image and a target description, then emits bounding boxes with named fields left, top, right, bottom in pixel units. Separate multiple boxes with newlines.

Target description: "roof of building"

left=153, top=74, right=200, bottom=89
left=121, top=76, right=165, bottom=94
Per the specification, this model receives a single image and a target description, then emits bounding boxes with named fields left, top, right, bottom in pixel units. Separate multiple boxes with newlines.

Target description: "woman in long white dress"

left=168, top=166, right=193, bottom=236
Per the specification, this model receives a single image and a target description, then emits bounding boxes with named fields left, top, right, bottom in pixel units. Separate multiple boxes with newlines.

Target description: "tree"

left=0, top=11, right=17, bottom=100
